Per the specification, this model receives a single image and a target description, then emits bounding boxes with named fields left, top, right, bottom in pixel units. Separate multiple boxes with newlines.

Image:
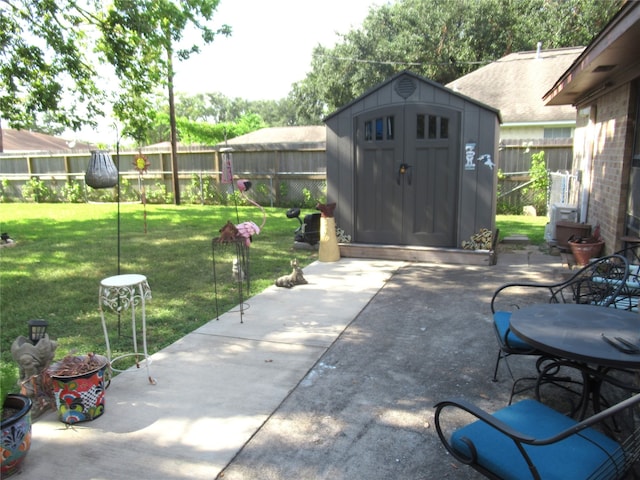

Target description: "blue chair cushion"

left=493, top=311, right=533, bottom=351
left=450, top=399, right=623, bottom=480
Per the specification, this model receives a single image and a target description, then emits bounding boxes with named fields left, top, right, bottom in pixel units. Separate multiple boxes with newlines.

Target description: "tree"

left=251, top=98, right=298, bottom=127
left=179, top=113, right=266, bottom=145
left=147, top=111, right=266, bottom=146
left=1, top=1, right=229, bottom=202
left=0, top=0, right=104, bottom=133
left=152, top=92, right=298, bottom=139
left=98, top=0, right=231, bottom=204
left=291, top=0, right=623, bottom=123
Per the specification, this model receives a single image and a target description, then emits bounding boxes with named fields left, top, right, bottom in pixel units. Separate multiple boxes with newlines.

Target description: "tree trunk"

left=167, top=48, right=180, bottom=205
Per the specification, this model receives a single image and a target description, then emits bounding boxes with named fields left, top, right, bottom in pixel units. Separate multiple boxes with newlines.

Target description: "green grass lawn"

left=0, top=204, right=547, bottom=393
left=0, top=204, right=318, bottom=370
left=494, top=215, right=548, bottom=245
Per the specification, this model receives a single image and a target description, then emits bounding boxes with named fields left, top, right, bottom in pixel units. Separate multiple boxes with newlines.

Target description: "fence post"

left=268, top=175, right=273, bottom=208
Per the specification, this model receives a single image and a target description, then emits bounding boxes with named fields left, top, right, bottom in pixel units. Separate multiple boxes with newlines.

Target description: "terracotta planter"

left=569, top=240, right=604, bottom=266
left=49, top=354, right=109, bottom=425
left=1, top=394, right=32, bottom=478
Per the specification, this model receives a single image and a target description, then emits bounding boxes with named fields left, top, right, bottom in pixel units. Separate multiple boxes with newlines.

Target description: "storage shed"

left=325, top=70, right=500, bottom=255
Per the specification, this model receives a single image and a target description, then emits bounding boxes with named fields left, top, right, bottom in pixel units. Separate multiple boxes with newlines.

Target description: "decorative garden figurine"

left=316, top=202, right=340, bottom=262
left=11, top=335, right=57, bottom=386
left=275, top=259, right=308, bottom=288
left=11, top=334, right=57, bottom=417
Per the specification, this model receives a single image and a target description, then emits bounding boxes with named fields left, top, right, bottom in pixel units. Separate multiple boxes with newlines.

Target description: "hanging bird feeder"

left=85, top=150, right=118, bottom=189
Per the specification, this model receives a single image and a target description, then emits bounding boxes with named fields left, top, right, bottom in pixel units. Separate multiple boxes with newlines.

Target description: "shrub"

left=22, top=177, right=56, bottom=203
left=145, top=182, right=173, bottom=204
left=523, top=151, right=549, bottom=216
left=0, top=179, right=15, bottom=203
left=61, top=179, right=85, bottom=203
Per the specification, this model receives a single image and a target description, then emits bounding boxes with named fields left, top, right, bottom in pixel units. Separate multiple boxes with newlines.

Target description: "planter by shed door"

left=355, top=105, right=459, bottom=246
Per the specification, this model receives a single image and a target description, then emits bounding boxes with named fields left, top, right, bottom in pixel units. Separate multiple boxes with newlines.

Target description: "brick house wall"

left=573, top=83, right=635, bottom=253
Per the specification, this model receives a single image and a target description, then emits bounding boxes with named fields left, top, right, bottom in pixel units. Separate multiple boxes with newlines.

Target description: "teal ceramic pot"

left=1, top=393, right=33, bottom=477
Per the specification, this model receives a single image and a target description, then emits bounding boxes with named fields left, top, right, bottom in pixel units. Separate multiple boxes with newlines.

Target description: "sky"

left=173, top=0, right=386, bottom=100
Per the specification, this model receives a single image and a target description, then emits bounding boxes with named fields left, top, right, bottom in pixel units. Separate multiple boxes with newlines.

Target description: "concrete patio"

left=19, top=247, right=565, bottom=479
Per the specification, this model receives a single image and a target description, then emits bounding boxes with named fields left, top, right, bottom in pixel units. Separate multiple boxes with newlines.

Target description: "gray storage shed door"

left=355, top=104, right=459, bottom=246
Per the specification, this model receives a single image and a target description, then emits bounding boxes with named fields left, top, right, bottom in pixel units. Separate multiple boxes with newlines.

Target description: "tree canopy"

left=1, top=0, right=229, bottom=143
left=0, top=0, right=626, bottom=135
left=149, top=111, right=266, bottom=146
left=290, top=0, right=624, bottom=123
left=0, top=0, right=104, bottom=131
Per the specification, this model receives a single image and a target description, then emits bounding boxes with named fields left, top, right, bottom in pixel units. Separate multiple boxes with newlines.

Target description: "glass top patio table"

left=509, top=303, right=640, bottom=370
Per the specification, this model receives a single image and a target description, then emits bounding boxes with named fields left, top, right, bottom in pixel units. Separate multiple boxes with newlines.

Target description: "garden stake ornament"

left=133, top=153, right=151, bottom=234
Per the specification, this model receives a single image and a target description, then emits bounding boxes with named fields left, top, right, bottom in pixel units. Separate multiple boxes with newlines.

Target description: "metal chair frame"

left=614, top=243, right=640, bottom=312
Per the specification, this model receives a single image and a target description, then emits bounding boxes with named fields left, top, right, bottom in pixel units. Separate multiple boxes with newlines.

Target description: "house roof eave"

left=544, top=2, right=640, bottom=106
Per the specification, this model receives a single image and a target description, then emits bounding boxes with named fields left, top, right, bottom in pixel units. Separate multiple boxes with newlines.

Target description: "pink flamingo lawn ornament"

left=234, top=179, right=266, bottom=246
left=217, top=179, right=266, bottom=247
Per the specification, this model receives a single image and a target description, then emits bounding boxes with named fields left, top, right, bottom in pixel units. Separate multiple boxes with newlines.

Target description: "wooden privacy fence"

left=0, top=146, right=327, bottom=207
left=0, top=138, right=572, bottom=210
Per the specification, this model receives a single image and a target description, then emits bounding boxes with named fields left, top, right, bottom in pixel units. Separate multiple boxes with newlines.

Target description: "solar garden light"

left=28, top=319, right=48, bottom=345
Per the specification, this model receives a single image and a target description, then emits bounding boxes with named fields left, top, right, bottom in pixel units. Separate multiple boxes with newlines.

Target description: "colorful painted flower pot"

left=49, top=354, right=108, bottom=425
left=1, top=394, right=32, bottom=478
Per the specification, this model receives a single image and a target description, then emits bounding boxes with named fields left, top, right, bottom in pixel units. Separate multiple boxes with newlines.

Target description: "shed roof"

left=215, top=126, right=326, bottom=151
left=325, top=70, right=501, bottom=122
left=446, top=47, right=583, bottom=124
left=1, top=128, right=94, bottom=153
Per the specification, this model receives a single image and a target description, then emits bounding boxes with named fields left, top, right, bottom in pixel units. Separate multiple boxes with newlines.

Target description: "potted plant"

left=568, top=225, right=604, bottom=266
left=1, top=364, right=33, bottom=478
left=47, top=353, right=110, bottom=425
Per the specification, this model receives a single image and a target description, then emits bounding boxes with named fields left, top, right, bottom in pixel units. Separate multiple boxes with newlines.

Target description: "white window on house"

left=544, top=127, right=573, bottom=139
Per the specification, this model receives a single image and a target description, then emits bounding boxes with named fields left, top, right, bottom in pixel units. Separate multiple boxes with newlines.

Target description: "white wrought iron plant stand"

left=99, top=274, right=156, bottom=384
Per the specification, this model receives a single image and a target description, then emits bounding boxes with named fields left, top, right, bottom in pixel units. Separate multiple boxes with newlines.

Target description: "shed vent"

left=395, top=76, right=417, bottom=99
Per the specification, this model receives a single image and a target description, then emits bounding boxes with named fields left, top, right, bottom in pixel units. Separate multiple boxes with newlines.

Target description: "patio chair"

left=491, top=254, right=629, bottom=382
left=613, top=243, right=640, bottom=312
left=434, top=393, right=640, bottom=480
